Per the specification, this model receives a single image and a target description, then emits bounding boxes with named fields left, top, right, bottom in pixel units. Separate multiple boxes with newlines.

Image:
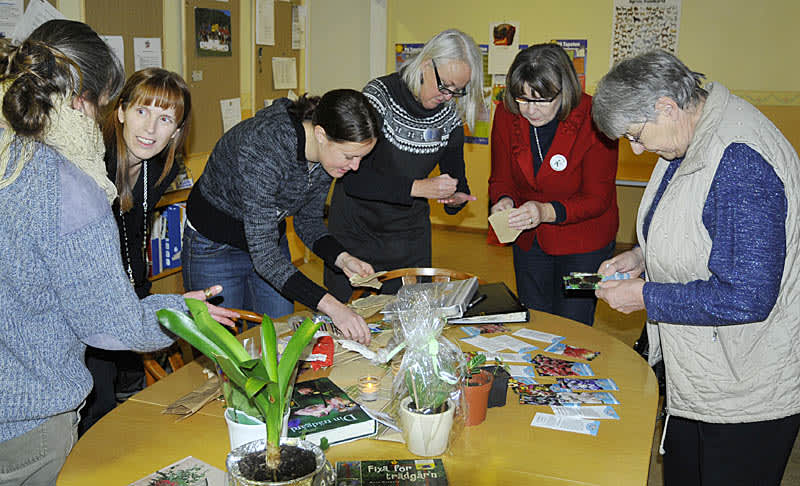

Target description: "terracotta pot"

left=462, top=370, right=493, bottom=426
left=398, top=397, right=455, bottom=457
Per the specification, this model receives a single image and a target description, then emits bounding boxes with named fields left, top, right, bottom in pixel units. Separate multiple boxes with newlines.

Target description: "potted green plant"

left=157, top=299, right=333, bottom=485
left=461, top=353, right=493, bottom=426
left=392, top=302, right=464, bottom=457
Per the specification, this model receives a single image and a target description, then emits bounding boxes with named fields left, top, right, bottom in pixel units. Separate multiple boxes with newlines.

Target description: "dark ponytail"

left=287, top=90, right=380, bottom=143
left=311, top=89, right=380, bottom=143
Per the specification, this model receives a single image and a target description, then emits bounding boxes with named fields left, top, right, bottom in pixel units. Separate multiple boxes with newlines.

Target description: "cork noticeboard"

left=184, top=0, right=241, bottom=155
left=84, top=0, right=162, bottom=80
left=254, top=0, right=300, bottom=110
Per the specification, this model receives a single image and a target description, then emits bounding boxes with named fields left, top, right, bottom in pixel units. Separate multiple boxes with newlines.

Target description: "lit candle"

left=358, top=375, right=380, bottom=401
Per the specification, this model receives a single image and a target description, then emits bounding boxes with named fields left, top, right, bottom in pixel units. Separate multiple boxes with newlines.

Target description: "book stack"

left=149, top=202, right=186, bottom=278
left=448, top=282, right=529, bottom=324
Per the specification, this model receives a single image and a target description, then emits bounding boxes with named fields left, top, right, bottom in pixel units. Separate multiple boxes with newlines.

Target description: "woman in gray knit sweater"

left=184, top=90, right=380, bottom=344
left=0, top=21, right=237, bottom=486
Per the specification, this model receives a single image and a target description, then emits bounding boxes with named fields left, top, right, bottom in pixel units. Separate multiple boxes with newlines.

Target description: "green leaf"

left=260, top=314, right=279, bottom=384
left=244, top=376, right=270, bottom=398
left=319, top=437, right=330, bottom=451
left=156, top=309, right=228, bottom=362
left=185, top=299, right=251, bottom=364
left=277, top=318, right=321, bottom=398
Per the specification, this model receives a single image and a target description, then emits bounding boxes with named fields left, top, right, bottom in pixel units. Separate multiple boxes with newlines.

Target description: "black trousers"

left=663, top=413, right=800, bottom=486
left=512, top=239, right=614, bottom=326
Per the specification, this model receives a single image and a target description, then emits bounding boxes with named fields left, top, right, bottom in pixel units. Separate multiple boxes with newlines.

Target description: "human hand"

left=317, top=294, right=371, bottom=345
left=335, top=252, right=375, bottom=279
left=598, top=247, right=644, bottom=277
left=490, top=197, right=514, bottom=215
left=595, top=279, right=646, bottom=314
left=439, top=191, right=477, bottom=206
left=507, top=201, right=549, bottom=230
left=183, top=285, right=240, bottom=328
left=411, top=174, right=458, bottom=200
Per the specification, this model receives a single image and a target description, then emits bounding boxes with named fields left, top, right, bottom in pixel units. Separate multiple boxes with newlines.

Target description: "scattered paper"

left=0, top=0, right=22, bottom=40
left=550, top=405, right=620, bottom=420
left=530, top=412, right=600, bottom=436
left=487, top=334, right=537, bottom=353
left=513, top=328, right=565, bottom=343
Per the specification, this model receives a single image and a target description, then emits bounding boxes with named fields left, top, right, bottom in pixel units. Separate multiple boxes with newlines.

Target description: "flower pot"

left=462, top=370, right=493, bottom=426
left=482, top=365, right=510, bottom=408
left=225, top=408, right=291, bottom=451
left=226, top=437, right=334, bottom=486
left=398, top=397, right=455, bottom=457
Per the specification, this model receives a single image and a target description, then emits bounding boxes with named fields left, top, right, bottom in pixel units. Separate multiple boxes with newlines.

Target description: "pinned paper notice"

left=220, top=98, right=241, bottom=133
left=272, top=57, right=297, bottom=90
left=489, top=208, right=521, bottom=244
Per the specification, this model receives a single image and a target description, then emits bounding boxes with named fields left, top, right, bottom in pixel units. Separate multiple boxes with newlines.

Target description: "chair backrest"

left=143, top=343, right=185, bottom=386
left=350, top=267, right=484, bottom=301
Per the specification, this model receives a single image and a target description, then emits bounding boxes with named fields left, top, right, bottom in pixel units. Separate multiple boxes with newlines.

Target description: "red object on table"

left=310, top=336, right=334, bottom=370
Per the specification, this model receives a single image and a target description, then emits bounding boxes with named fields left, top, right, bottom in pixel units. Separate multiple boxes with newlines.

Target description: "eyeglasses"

left=431, top=58, right=468, bottom=97
left=514, top=91, right=561, bottom=106
left=624, top=120, right=648, bottom=145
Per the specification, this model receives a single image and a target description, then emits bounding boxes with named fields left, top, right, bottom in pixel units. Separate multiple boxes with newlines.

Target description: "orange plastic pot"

left=462, top=370, right=494, bottom=426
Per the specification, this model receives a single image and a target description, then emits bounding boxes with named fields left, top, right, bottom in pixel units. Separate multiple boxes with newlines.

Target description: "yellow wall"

left=386, top=0, right=800, bottom=236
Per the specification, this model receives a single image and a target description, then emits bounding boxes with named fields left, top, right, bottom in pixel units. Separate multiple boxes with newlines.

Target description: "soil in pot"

left=237, top=445, right=316, bottom=482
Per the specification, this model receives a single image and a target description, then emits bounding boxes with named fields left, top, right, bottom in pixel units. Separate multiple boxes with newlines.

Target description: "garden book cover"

left=128, top=456, right=225, bottom=485
left=287, top=377, right=377, bottom=447
left=335, top=458, right=448, bottom=485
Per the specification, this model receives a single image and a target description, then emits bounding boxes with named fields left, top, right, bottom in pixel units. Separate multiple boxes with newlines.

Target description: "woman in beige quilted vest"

left=591, top=50, right=800, bottom=486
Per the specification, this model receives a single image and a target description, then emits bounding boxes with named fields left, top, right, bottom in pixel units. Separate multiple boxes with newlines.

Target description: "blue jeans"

left=0, top=409, right=79, bottom=486
left=182, top=226, right=295, bottom=319
left=513, top=239, right=615, bottom=326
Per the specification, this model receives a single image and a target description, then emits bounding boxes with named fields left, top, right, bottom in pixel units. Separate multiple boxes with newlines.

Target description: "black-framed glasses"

left=514, top=91, right=561, bottom=106
left=431, top=58, right=468, bottom=97
left=624, top=120, right=648, bottom=145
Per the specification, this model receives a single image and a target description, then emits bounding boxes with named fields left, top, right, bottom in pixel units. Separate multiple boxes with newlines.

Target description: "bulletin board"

left=183, top=0, right=241, bottom=155
left=84, top=0, right=163, bottom=79
left=253, top=0, right=301, bottom=110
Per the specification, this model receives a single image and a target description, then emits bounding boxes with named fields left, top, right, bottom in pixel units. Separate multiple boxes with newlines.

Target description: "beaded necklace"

left=120, top=161, right=147, bottom=285
left=533, top=126, right=544, bottom=165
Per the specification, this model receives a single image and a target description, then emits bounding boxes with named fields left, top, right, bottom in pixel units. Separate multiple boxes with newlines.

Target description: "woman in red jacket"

left=489, top=43, right=618, bottom=325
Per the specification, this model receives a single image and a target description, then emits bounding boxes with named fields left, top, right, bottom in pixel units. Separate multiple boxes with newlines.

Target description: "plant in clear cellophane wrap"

left=390, top=286, right=467, bottom=457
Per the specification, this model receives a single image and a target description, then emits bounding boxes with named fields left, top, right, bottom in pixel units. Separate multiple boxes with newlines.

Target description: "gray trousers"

left=0, top=410, right=79, bottom=486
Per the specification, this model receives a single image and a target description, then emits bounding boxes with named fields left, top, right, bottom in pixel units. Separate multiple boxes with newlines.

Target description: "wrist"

left=334, top=251, right=351, bottom=270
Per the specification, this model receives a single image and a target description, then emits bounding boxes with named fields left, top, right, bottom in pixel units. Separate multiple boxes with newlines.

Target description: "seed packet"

left=562, top=272, right=630, bottom=290
left=551, top=378, right=619, bottom=392
left=530, top=354, right=594, bottom=377
left=544, top=342, right=600, bottom=361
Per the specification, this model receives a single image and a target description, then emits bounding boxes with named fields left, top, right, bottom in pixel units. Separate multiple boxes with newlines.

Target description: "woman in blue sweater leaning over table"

left=81, top=68, right=193, bottom=435
left=324, top=29, right=484, bottom=301
left=183, top=90, right=380, bottom=344
left=0, top=20, right=237, bottom=486
left=593, top=50, right=800, bottom=486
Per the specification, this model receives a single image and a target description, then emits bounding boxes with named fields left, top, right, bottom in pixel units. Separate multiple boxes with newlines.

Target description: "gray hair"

left=592, top=50, right=707, bottom=139
left=400, top=29, right=485, bottom=129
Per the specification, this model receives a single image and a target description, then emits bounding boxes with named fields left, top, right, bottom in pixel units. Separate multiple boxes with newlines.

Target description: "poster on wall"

left=553, top=39, right=587, bottom=91
left=611, top=0, right=680, bottom=66
left=488, top=21, right=520, bottom=75
left=195, top=8, right=232, bottom=57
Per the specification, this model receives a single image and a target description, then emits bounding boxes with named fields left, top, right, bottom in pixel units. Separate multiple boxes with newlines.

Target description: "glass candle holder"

left=358, top=375, right=380, bottom=401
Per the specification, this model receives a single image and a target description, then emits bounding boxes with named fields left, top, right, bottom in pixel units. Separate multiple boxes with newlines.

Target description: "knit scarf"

left=0, top=82, right=117, bottom=204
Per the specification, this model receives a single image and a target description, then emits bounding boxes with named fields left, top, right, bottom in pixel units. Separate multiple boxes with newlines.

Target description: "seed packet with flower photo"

left=129, top=456, right=225, bottom=486
left=530, top=354, right=594, bottom=377
left=544, top=341, right=600, bottom=361
left=551, top=378, right=619, bottom=392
